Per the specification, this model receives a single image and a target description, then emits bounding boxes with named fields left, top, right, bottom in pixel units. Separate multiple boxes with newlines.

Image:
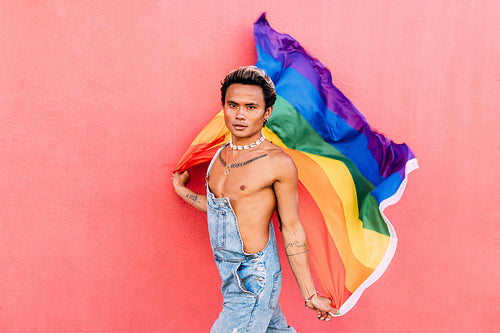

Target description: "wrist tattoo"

left=186, top=193, right=199, bottom=203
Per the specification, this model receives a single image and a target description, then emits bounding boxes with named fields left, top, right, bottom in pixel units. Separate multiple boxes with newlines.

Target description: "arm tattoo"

left=286, top=250, right=309, bottom=257
left=285, top=240, right=307, bottom=250
left=285, top=240, right=308, bottom=257
left=185, top=193, right=199, bottom=203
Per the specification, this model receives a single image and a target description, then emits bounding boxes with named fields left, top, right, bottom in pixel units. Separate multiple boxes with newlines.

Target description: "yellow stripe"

left=306, top=154, right=390, bottom=269
left=192, top=110, right=231, bottom=145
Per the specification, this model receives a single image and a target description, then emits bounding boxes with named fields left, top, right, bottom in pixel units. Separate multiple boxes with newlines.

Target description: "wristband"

left=304, top=291, right=318, bottom=306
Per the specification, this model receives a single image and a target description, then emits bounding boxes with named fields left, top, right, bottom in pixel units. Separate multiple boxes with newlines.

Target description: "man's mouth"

left=233, top=124, right=247, bottom=130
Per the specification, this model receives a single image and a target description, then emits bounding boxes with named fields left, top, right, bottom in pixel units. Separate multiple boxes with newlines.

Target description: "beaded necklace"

left=229, top=135, right=265, bottom=150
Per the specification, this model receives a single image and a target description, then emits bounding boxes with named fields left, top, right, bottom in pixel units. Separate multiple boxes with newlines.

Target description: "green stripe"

left=360, top=195, right=390, bottom=235
left=269, top=96, right=390, bottom=236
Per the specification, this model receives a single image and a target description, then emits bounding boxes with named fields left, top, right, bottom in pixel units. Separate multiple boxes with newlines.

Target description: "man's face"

left=223, top=83, right=272, bottom=139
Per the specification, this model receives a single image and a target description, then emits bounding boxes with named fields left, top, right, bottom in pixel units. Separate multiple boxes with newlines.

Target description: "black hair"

left=220, top=66, right=276, bottom=109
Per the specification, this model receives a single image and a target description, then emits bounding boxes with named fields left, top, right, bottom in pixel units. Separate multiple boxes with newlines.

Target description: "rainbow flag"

left=175, top=13, right=418, bottom=315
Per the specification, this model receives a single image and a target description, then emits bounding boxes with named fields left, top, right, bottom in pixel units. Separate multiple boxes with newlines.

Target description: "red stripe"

left=174, top=137, right=225, bottom=172
left=298, top=181, right=352, bottom=308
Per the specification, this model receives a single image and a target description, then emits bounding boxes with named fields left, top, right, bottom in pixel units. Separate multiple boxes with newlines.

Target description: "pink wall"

left=1, top=1, right=498, bottom=332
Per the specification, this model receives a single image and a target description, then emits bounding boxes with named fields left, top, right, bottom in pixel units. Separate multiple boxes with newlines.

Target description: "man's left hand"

left=305, top=295, right=338, bottom=321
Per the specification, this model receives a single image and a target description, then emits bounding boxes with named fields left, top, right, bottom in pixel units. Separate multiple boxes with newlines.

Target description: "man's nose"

left=235, top=107, right=246, bottom=119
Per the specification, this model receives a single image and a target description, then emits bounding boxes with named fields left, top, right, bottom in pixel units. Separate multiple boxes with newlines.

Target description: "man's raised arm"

left=273, top=155, right=338, bottom=321
left=172, top=170, right=207, bottom=213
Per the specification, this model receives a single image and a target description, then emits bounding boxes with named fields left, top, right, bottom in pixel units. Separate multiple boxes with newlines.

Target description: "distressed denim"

left=206, top=145, right=295, bottom=333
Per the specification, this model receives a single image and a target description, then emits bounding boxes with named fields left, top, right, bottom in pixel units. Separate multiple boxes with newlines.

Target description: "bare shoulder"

left=263, top=142, right=297, bottom=181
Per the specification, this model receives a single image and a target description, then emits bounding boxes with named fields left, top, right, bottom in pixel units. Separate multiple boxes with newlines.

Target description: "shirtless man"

left=172, top=66, right=336, bottom=332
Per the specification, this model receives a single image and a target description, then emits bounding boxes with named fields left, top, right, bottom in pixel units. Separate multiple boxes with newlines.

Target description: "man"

left=172, top=66, right=336, bottom=332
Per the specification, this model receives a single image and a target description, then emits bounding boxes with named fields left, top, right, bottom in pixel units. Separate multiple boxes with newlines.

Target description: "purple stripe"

left=254, top=14, right=366, bottom=131
left=254, top=14, right=415, bottom=178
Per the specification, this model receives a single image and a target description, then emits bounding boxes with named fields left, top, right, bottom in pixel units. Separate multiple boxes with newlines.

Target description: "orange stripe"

left=285, top=148, right=374, bottom=292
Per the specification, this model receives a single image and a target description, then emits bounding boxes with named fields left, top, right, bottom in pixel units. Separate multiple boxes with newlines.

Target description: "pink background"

left=1, top=1, right=498, bottom=332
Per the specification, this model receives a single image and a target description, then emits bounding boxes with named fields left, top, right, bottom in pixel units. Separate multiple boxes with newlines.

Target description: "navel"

left=240, top=185, right=246, bottom=191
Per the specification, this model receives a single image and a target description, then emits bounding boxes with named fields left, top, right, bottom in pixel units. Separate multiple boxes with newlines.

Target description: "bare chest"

left=207, top=151, right=274, bottom=199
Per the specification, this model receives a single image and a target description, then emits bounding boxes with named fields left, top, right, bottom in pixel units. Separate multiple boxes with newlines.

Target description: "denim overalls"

left=206, top=144, right=296, bottom=333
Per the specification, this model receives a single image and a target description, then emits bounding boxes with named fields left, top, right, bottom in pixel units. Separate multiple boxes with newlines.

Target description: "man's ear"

left=264, top=106, right=273, bottom=119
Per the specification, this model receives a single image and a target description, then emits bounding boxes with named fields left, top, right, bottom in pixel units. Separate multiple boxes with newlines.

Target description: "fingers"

left=171, top=170, right=187, bottom=180
left=171, top=171, right=182, bottom=186
left=171, top=171, right=178, bottom=184
left=172, top=170, right=191, bottom=190
left=316, top=310, right=332, bottom=321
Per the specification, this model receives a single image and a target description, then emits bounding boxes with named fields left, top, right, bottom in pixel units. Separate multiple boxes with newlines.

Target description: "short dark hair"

left=220, top=66, right=276, bottom=109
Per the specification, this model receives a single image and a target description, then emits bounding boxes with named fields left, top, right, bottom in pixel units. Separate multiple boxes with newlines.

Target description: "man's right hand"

left=172, top=170, right=190, bottom=193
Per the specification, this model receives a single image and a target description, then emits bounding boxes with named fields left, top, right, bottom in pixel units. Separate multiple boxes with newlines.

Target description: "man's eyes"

left=228, top=103, right=257, bottom=111
left=229, top=104, right=256, bottom=110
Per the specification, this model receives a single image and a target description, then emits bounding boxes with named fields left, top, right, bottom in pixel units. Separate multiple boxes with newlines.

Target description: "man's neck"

left=231, top=133, right=264, bottom=148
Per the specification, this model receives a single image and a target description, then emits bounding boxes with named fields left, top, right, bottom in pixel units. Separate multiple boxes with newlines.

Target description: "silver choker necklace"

left=230, top=135, right=265, bottom=150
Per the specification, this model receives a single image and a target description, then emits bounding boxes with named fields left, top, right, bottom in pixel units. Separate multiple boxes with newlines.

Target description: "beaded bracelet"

left=304, top=291, right=318, bottom=306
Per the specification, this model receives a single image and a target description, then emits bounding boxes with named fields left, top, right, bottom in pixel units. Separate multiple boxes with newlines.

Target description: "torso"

left=208, top=142, right=285, bottom=253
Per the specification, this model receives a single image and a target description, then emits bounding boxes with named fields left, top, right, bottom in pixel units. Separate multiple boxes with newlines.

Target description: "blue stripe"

left=371, top=172, right=404, bottom=205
